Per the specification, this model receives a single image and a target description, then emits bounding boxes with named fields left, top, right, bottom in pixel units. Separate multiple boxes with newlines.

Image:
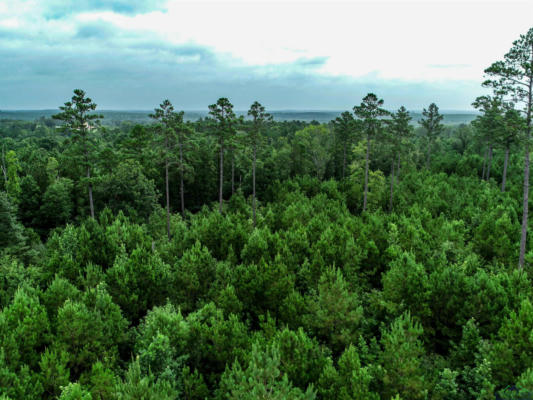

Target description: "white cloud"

left=85, top=0, right=532, bottom=82
left=1, top=0, right=532, bottom=108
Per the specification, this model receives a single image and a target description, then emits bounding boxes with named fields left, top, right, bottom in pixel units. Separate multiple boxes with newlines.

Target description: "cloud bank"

left=1, top=0, right=532, bottom=110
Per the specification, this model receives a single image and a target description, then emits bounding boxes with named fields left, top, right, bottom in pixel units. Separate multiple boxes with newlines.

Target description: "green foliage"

left=55, top=284, right=128, bottom=377
left=293, top=125, right=333, bottom=179
left=218, top=343, right=316, bottom=400
left=318, top=344, right=378, bottom=400
left=304, top=268, right=363, bottom=354
left=39, top=177, right=74, bottom=228
left=491, top=298, right=533, bottom=386
left=5, top=63, right=533, bottom=398
left=380, top=312, right=428, bottom=400
left=39, top=348, right=71, bottom=399
left=0, top=287, right=49, bottom=369
left=58, top=382, right=93, bottom=400
left=94, top=160, right=159, bottom=220
left=114, top=359, right=178, bottom=400
left=106, top=246, right=172, bottom=322
left=5, top=150, right=22, bottom=203
left=0, top=192, right=26, bottom=253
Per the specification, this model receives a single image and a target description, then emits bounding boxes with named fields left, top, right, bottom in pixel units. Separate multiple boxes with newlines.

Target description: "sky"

left=1, top=0, right=532, bottom=110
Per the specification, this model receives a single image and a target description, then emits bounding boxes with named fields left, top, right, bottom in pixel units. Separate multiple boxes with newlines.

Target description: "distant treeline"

left=0, top=109, right=479, bottom=125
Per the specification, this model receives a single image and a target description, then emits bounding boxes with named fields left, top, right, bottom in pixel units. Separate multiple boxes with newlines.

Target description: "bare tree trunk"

left=1, top=145, right=7, bottom=185
left=519, top=139, right=530, bottom=269
left=486, top=145, right=493, bottom=180
left=231, top=150, right=235, bottom=195
left=397, top=152, right=401, bottom=178
left=219, top=139, right=224, bottom=214
left=252, top=143, right=257, bottom=227
left=518, top=63, right=532, bottom=269
left=165, top=160, right=170, bottom=240
left=502, top=146, right=509, bottom=192
left=87, top=167, right=94, bottom=219
left=389, top=157, right=395, bottom=212
left=179, top=136, right=185, bottom=218
left=342, top=140, right=347, bottom=180
left=482, top=145, right=488, bottom=180
left=426, top=139, right=432, bottom=169
left=363, top=134, right=370, bottom=211
left=83, top=142, right=95, bottom=219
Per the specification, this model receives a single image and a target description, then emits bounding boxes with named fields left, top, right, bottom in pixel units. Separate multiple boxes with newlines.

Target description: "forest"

left=0, top=27, right=532, bottom=400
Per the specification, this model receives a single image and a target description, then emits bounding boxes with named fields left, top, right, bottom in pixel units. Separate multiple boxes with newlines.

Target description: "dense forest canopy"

left=0, top=27, right=532, bottom=400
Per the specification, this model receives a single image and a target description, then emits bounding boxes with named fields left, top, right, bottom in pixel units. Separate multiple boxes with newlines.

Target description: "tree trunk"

left=389, top=157, right=395, bottom=212
left=397, top=152, right=401, bottom=178
left=1, top=146, right=7, bottom=184
left=502, top=146, right=509, bottom=192
left=87, top=168, right=94, bottom=219
left=219, top=139, right=224, bottom=214
left=518, top=60, right=533, bottom=269
left=426, top=139, right=432, bottom=169
left=231, top=150, right=235, bottom=195
left=252, top=143, right=257, bottom=228
left=179, top=136, right=185, bottom=219
left=83, top=143, right=95, bottom=219
left=342, top=140, right=347, bottom=180
left=519, top=138, right=530, bottom=269
left=486, top=145, right=493, bottom=180
left=363, top=134, right=370, bottom=212
left=165, top=157, right=170, bottom=240
left=482, top=145, right=488, bottom=180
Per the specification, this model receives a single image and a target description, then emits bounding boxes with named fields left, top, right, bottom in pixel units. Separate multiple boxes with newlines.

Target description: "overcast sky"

left=1, top=0, right=532, bottom=110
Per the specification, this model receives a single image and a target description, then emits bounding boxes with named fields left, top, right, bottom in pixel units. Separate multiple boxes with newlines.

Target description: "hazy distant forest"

left=0, top=27, right=532, bottom=400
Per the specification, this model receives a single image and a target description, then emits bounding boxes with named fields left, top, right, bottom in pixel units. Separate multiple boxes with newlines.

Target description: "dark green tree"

left=209, top=98, right=237, bottom=213
left=0, top=192, right=25, bottom=253
left=247, top=101, right=272, bottom=227
left=500, top=108, right=524, bottom=191
left=419, top=103, right=444, bottom=169
left=388, top=106, right=413, bottom=210
left=5, top=150, right=21, bottom=204
left=53, top=89, right=102, bottom=219
left=332, top=111, right=356, bottom=180
left=217, top=343, right=316, bottom=400
left=149, top=100, right=183, bottom=238
left=380, top=312, right=428, bottom=400
left=483, top=27, right=533, bottom=268
left=472, top=95, right=504, bottom=181
left=353, top=93, right=389, bottom=211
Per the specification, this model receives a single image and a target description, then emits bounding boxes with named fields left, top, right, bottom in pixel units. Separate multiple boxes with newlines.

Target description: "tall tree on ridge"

left=150, top=99, right=178, bottom=239
left=332, top=111, right=357, bottom=180
left=484, top=27, right=533, bottom=269
left=209, top=98, right=237, bottom=214
left=175, top=113, right=190, bottom=219
left=353, top=93, right=389, bottom=212
left=247, top=101, right=272, bottom=228
left=472, top=95, right=504, bottom=181
left=419, top=103, right=444, bottom=169
left=53, top=89, right=102, bottom=219
left=388, top=106, right=413, bottom=211
left=500, top=108, right=524, bottom=192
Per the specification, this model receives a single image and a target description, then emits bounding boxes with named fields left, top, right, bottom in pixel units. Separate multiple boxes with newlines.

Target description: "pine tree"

left=483, top=27, right=533, bottom=268
left=53, top=89, right=102, bottom=219
left=353, top=93, right=389, bottom=211
left=419, top=103, right=444, bottom=169
left=209, top=98, right=237, bottom=214
left=247, top=101, right=272, bottom=227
